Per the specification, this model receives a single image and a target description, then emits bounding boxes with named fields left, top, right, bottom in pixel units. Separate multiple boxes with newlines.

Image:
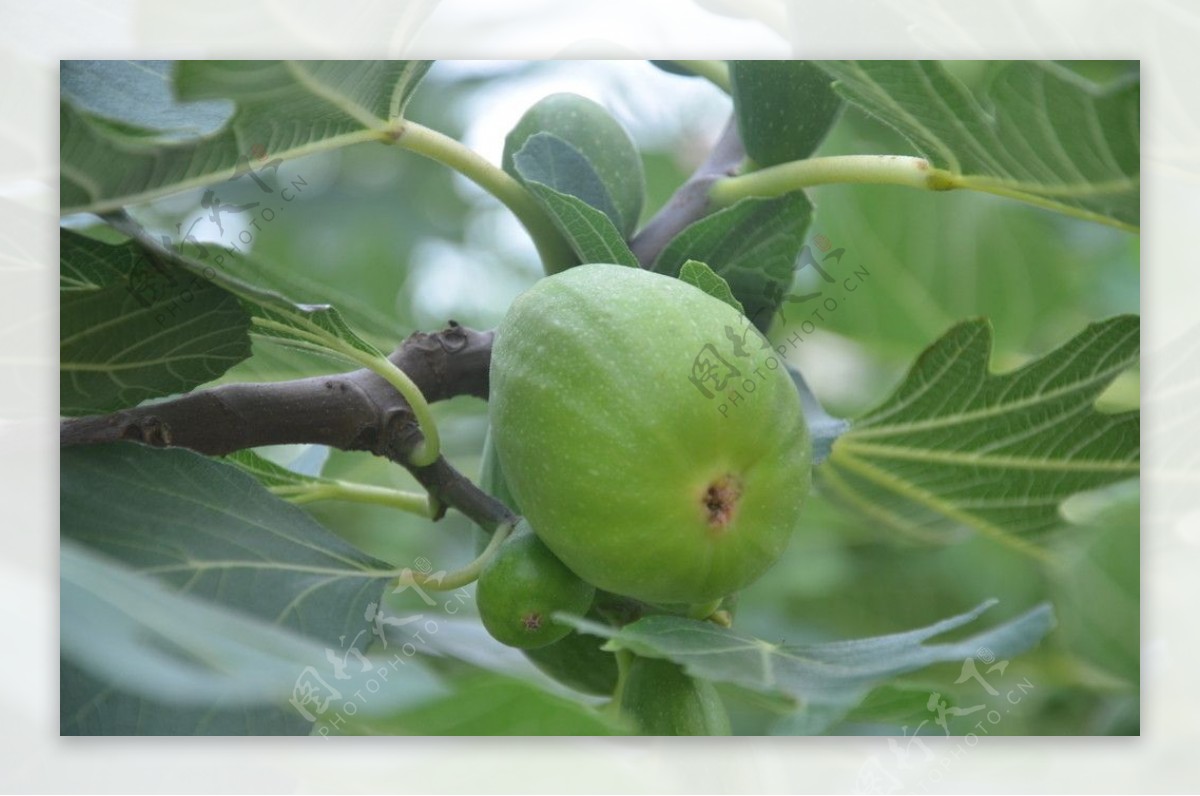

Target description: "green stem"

left=350, top=351, right=442, bottom=468
left=394, top=519, right=517, bottom=592
left=671, top=60, right=731, bottom=93
left=272, top=480, right=434, bottom=516
left=710, top=155, right=946, bottom=206
left=687, top=599, right=724, bottom=621
left=390, top=120, right=575, bottom=273
left=711, top=154, right=1139, bottom=233
left=606, top=649, right=635, bottom=719
left=249, top=318, right=442, bottom=467
left=952, top=176, right=1140, bottom=233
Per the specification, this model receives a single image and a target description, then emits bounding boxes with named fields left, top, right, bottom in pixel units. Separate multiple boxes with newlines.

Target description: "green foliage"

left=60, top=230, right=251, bottom=415
left=57, top=59, right=1140, bottom=737
left=60, top=542, right=432, bottom=735
left=677, top=259, right=744, bottom=314
left=473, top=428, right=522, bottom=555
left=60, top=443, right=403, bottom=734
left=62, top=60, right=431, bottom=213
left=653, top=192, right=813, bottom=331
left=804, top=179, right=1133, bottom=365
left=818, top=315, right=1139, bottom=559
left=503, top=92, right=645, bottom=237
left=1052, top=482, right=1139, bottom=684
left=342, top=674, right=628, bottom=735
left=565, top=600, right=1054, bottom=734
left=816, top=60, right=1139, bottom=229
left=511, top=133, right=639, bottom=267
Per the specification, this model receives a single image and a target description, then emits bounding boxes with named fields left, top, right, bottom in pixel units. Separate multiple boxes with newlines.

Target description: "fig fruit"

left=522, top=629, right=619, bottom=696
left=502, top=93, right=644, bottom=237
left=620, top=657, right=731, bottom=736
left=490, top=263, right=811, bottom=604
left=475, top=526, right=595, bottom=649
left=729, top=60, right=844, bottom=167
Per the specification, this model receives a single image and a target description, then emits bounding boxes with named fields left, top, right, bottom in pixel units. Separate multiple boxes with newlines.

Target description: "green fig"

left=523, top=630, right=619, bottom=697
left=620, top=657, right=731, bottom=736
left=730, top=60, right=844, bottom=167
left=490, top=263, right=811, bottom=604
left=476, top=527, right=595, bottom=650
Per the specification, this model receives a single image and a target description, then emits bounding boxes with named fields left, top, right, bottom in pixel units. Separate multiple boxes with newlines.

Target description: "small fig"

left=522, top=630, right=619, bottom=696
left=476, top=527, right=595, bottom=649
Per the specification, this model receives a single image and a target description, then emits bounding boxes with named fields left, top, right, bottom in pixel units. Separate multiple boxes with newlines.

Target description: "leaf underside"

left=60, top=230, right=252, bottom=415
left=563, top=600, right=1054, bottom=734
left=817, top=315, right=1139, bottom=558
left=61, top=444, right=400, bottom=734
left=817, top=60, right=1139, bottom=229
left=62, top=60, right=431, bottom=214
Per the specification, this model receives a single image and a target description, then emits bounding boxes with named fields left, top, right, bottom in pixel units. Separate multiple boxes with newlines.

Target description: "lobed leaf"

left=59, top=230, right=251, bottom=415
left=563, top=600, right=1054, bottom=734
left=816, top=61, right=1139, bottom=229
left=60, top=443, right=406, bottom=734
left=816, top=315, right=1139, bottom=558
left=62, top=60, right=431, bottom=213
left=105, top=214, right=387, bottom=365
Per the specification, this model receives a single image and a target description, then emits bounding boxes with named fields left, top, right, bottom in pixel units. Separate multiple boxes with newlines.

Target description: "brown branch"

left=60, top=323, right=517, bottom=532
left=629, top=115, right=745, bottom=268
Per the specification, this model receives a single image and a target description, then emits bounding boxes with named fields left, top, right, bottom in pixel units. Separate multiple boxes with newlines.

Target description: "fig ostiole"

left=490, top=263, right=811, bottom=604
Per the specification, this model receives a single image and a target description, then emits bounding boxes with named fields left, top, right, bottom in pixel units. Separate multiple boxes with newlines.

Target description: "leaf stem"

left=711, top=155, right=1139, bottom=232
left=687, top=599, right=724, bottom=621
left=394, top=519, right=517, bottom=592
left=250, top=317, right=442, bottom=467
left=606, top=649, right=635, bottom=719
left=710, top=155, right=946, bottom=206
left=671, top=60, right=731, bottom=92
left=352, top=352, right=442, bottom=468
left=389, top=120, right=575, bottom=273
left=272, top=480, right=435, bottom=516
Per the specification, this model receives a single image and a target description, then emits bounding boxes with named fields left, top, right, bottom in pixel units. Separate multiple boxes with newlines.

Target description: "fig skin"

left=476, top=528, right=596, bottom=650
left=522, top=630, right=620, bottom=697
left=620, top=657, right=731, bottom=736
left=489, top=263, right=811, bottom=604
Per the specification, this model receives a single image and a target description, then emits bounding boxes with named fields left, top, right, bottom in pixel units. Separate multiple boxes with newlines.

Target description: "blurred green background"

left=112, top=60, right=1139, bottom=735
